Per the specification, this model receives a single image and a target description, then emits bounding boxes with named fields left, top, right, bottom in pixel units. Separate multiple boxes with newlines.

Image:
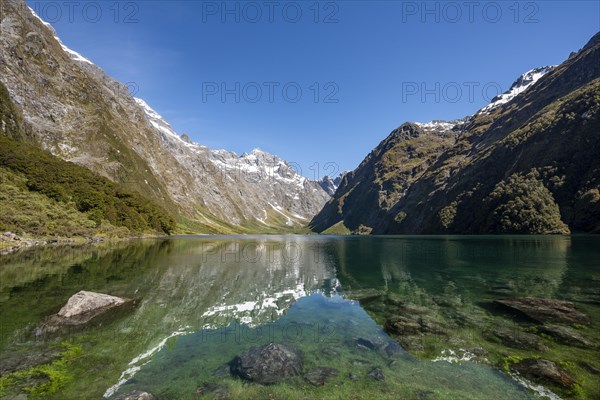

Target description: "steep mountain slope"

left=310, top=120, right=462, bottom=233
left=311, top=32, right=600, bottom=234
left=0, top=81, right=176, bottom=239
left=0, top=0, right=329, bottom=233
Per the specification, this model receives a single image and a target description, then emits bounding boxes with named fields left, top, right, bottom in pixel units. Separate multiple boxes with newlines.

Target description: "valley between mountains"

left=1, top=0, right=598, bottom=248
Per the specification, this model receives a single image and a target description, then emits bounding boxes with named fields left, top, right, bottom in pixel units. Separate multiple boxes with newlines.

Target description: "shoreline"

left=0, top=232, right=169, bottom=256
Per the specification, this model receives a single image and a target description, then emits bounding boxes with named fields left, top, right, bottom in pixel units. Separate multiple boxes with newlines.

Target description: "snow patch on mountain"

left=414, top=120, right=458, bottom=132
left=134, top=97, right=205, bottom=149
left=133, top=98, right=314, bottom=197
left=479, top=66, right=556, bottom=113
left=319, top=172, right=347, bottom=196
left=211, top=148, right=308, bottom=190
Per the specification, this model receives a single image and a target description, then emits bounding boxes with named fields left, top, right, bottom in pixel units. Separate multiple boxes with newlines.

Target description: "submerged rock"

left=385, top=315, right=447, bottom=337
left=579, top=361, right=600, bottom=375
left=385, top=317, right=421, bottom=336
left=321, top=348, right=339, bottom=357
left=491, top=327, right=548, bottom=351
left=304, top=367, right=338, bottom=386
left=367, top=367, right=385, bottom=381
left=356, top=337, right=377, bottom=350
left=397, top=335, right=425, bottom=352
left=414, top=390, right=435, bottom=399
left=494, top=297, right=590, bottom=325
left=196, top=383, right=230, bottom=399
left=0, top=348, right=61, bottom=375
left=383, top=340, right=406, bottom=358
left=537, top=324, right=594, bottom=348
left=510, top=358, right=576, bottom=389
left=230, top=343, right=302, bottom=384
left=114, top=391, right=157, bottom=400
left=212, top=363, right=232, bottom=378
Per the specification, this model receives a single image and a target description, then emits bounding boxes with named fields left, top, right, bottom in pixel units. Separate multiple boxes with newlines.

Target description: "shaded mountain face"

left=310, top=121, right=460, bottom=233
left=0, top=0, right=329, bottom=233
left=311, top=32, right=600, bottom=234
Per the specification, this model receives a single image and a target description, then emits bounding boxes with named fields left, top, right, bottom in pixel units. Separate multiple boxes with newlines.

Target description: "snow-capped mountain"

left=134, top=97, right=330, bottom=226
left=0, top=0, right=330, bottom=232
left=319, top=172, right=347, bottom=196
left=408, top=66, right=557, bottom=136
left=479, top=66, right=556, bottom=113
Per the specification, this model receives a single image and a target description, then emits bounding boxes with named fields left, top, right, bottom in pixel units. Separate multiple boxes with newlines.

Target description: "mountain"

left=310, top=121, right=460, bottom=234
left=132, top=96, right=330, bottom=230
left=318, top=172, right=346, bottom=196
left=311, top=32, right=600, bottom=234
left=0, top=0, right=329, bottom=234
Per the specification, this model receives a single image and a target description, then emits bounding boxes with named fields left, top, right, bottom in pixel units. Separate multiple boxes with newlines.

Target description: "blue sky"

left=28, top=0, right=599, bottom=177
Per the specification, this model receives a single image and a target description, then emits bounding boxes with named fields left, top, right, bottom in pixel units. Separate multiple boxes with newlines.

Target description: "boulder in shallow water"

left=510, top=358, right=576, bottom=389
left=58, top=290, right=127, bottom=320
left=230, top=343, right=302, bottom=384
left=35, top=291, right=132, bottom=336
left=494, top=297, right=590, bottom=325
left=321, top=347, right=339, bottom=357
left=356, top=337, right=377, bottom=350
left=385, top=316, right=421, bottom=336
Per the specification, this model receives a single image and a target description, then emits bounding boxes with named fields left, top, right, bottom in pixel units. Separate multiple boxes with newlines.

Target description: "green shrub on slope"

left=484, top=170, right=569, bottom=234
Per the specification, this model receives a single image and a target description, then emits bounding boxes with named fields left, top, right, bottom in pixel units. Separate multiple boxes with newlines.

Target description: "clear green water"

left=0, top=236, right=598, bottom=399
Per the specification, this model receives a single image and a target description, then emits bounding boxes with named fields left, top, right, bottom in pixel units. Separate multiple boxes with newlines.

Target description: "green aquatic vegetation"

left=500, top=355, right=528, bottom=373
left=0, top=342, right=82, bottom=399
left=2, top=236, right=599, bottom=399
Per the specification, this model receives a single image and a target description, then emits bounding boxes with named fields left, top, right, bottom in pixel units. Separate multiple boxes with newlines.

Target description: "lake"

left=0, top=235, right=599, bottom=399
